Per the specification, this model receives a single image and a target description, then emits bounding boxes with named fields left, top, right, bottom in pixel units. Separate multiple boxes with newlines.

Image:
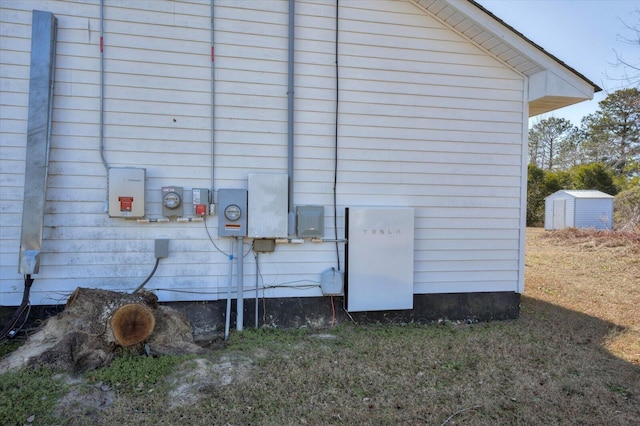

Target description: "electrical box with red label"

left=108, top=167, right=145, bottom=218
left=192, top=188, right=210, bottom=216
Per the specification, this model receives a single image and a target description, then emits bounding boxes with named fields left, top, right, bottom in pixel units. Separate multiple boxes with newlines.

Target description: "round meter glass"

left=162, top=192, right=181, bottom=209
left=224, top=204, right=242, bottom=221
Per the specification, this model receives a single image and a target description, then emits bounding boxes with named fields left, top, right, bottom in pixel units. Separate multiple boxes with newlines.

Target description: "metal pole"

left=287, top=0, right=296, bottom=234
left=236, top=236, right=244, bottom=331
left=210, top=0, right=215, bottom=193
left=224, top=238, right=234, bottom=340
left=255, top=252, right=259, bottom=328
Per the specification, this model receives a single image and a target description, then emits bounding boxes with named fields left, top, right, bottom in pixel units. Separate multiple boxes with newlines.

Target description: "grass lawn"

left=1, top=228, right=639, bottom=425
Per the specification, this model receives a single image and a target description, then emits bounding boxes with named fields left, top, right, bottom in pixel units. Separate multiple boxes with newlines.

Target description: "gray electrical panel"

left=218, top=189, right=247, bottom=237
left=248, top=173, right=288, bottom=238
left=192, top=188, right=210, bottom=216
left=296, top=205, right=324, bottom=238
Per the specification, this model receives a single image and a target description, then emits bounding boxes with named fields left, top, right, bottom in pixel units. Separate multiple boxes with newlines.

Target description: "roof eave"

left=411, top=0, right=602, bottom=117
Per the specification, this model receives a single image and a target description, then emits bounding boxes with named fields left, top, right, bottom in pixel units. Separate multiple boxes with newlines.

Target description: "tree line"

left=527, top=88, right=640, bottom=230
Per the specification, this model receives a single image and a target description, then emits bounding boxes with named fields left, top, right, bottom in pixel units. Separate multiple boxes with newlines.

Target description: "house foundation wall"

left=2, top=292, right=520, bottom=341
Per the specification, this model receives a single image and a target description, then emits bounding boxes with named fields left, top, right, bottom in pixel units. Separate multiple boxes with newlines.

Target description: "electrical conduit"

left=287, top=0, right=295, bottom=234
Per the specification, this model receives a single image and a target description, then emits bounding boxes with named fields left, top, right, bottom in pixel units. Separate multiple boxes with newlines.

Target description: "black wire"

left=334, top=0, right=341, bottom=271
left=0, top=275, right=33, bottom=340
left=132, top=258, right=160, bottom=294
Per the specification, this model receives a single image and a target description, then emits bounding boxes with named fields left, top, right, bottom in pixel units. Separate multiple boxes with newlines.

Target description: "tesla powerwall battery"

left=345, top=207, right=414, bottom=312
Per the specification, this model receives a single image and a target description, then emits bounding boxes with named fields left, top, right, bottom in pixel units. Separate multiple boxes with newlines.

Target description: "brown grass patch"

left=541, top=227, right=640, bottom=253
left=3, top=228, right=639, bottom=425
left=527, top=227, right=640, bottom=364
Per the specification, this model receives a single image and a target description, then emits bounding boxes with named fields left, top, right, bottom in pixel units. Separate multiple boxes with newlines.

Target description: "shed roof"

left=546, top=190, right=614, bottom=200
left=412, top=0, right=601, bottom=116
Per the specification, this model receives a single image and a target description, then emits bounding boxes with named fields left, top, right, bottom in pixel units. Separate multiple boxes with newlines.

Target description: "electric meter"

left=224, top=204, right=242, bottom=221
left=163, top=192, right=181, bottom=209
left=161, top=186, right=184, bottom=217
left=218, top=188, right=247, bottom=237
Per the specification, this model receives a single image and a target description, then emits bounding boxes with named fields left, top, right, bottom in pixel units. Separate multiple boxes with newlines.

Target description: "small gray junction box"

left=296, top=205, right=324, bottom=238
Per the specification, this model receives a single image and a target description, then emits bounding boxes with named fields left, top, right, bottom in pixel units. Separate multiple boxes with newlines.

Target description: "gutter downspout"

left=287, top=0, right=296, bottom=235
left=19, top=10, right=57, bottom=275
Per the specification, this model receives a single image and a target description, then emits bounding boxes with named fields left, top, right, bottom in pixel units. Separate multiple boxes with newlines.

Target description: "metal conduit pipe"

left=224, top=239, right=235, bottom=340
left=287, top=0, right=296, bottom=234
left=210, top=0, right=215, bottom=192
left=255, top=252, right=259, bottom=328
left=236, top=236, right=244, bottom=332
left=99, top=0, right=109, bottom=214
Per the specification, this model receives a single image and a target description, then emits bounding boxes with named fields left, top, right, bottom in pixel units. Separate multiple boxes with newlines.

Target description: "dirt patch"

left=55, top=375, right=116, bottom=423
left=166, top=356, right=253, bottom=409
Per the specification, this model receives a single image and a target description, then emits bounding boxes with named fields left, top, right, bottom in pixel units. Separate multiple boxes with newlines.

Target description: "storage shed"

left=545, top=190, right=615, bottom=231
left=1, top=0, right=601, bottom=331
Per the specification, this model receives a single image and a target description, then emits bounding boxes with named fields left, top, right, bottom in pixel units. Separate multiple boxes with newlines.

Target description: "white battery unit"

left=345, top=207, right=414, bottom=312
left=108, top=167, right=145, bottom=218
left=248, top=173, right=288, bottom=238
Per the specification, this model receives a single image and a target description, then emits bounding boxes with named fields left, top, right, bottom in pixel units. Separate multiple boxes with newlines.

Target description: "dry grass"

left=528, top=227, right=640, bottom=364
left=2, top=227, right=639, bottom=425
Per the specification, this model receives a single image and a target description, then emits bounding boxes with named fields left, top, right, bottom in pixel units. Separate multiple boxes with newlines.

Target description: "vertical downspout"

left=18, top=11, right=57, bottom=275
left=210, top=0, right=215, bottom=193
left=287, top=0, right=296, bottom=234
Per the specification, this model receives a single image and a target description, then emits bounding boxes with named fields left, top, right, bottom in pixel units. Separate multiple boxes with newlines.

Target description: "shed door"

left=552, top=199, right=566, bottom=229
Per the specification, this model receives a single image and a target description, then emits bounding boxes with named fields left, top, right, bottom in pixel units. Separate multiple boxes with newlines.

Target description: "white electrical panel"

left=108, top=167, right=145, bottom=218
left=345, top=207, right=414, bottom=312
left=248, top=173, right=288, bottom=238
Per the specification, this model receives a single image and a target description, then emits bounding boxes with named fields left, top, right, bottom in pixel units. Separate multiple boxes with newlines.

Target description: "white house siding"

left=0, top=0, right=526, bottom=306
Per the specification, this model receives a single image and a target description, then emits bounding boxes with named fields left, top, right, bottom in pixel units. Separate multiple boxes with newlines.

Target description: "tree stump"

left=0, top=287, right=205, bottom=374
left=110, top=303, right=155, bottom=347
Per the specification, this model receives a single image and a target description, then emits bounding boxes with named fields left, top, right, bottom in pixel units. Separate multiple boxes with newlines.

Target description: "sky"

left=475, top=0, right=639, bottom=127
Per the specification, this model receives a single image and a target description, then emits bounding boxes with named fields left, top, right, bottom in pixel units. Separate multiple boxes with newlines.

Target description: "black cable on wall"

left=333, top=0, right=340, bottom=271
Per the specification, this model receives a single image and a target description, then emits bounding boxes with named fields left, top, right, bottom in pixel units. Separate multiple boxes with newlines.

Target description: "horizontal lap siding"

left=1, top=0, right=227, bottom=304
left=1, top=0, right=525, bottom=305
left=332, top=0, right=524, bottom=294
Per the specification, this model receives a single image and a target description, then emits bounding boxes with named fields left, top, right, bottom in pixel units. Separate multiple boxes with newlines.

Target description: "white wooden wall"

left=0, top=0, right=526, bottom=306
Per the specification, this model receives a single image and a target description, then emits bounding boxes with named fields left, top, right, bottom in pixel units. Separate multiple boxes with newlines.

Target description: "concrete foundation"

left=2, top=292, right=520, bottom=341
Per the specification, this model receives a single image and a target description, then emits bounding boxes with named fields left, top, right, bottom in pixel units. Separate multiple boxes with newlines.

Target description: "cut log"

left=110, top=303, right=155, bottom=347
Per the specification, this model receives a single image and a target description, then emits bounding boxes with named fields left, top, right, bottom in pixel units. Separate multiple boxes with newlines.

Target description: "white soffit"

left=411, top=0, right=601, bottom=116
